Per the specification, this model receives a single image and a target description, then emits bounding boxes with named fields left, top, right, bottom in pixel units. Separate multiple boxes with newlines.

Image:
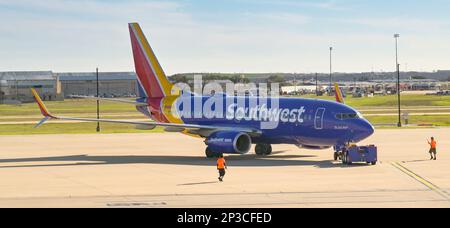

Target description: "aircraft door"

left=314, top=108, right=326, bottom=130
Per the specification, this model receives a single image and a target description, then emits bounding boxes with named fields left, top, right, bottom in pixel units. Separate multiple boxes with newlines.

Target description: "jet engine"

left=206, top=131, right=252, bottom=154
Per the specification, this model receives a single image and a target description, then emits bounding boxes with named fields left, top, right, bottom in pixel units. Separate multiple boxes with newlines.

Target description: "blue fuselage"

left=138, top=95, right=374, bottom=148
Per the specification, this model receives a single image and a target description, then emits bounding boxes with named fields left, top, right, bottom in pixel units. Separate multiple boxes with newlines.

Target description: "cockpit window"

left=335, top=113, right=360, bottom=120
left=356, top=111, right=364, bottom=118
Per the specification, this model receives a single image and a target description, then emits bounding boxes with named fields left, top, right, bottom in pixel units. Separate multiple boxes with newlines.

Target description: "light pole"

left=394, top=34, right=402, bottom=127
left=294, top=73, right=297, bottom=93
left=329, top=47, right=333, bottom=95
left=315, top=73, right=318, bottom=96
left=96, top=67, right=101, bottom=132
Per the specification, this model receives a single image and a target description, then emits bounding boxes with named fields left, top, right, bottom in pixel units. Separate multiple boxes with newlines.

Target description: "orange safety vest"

left=430, top=140, right=437, bottom=149
left=217, top=158, right=226, bottom=169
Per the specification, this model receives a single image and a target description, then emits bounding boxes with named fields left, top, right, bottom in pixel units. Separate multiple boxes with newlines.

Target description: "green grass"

left=0, top=123, right=165, bottom=135
left=0, top=99, right=136, bottom=116
left=366, top=115, right=450, bottom=126
left=0, top=99, right=159, bottom=135
left=299, top=94, right=450, bottom=108
left=0, top=115, right=147, bottom=122
left=348, top=95, right=450, bottom=107
left=2, top=95, right=450, bottom=117
left=1, top=95, right=450, bottom=135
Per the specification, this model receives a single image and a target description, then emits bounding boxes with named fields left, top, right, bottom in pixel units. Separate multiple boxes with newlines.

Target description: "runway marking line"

left=391, top=162, right=449, bottom=201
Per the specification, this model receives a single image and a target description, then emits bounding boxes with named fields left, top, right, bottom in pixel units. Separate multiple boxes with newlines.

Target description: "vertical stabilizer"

left=129, top=23, right=173, bottom=98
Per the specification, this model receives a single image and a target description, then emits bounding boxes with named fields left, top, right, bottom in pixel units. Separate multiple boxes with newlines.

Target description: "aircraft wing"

left=31, top=89, right=261, bottom=137
left=69, top=95, right=147, bottom=106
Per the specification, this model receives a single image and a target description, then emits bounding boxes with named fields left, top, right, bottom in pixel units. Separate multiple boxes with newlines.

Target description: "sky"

left=0, top=0, right=450, bottom=75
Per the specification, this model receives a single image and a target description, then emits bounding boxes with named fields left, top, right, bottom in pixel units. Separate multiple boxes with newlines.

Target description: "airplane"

left=31, top=22, right=374, bottom=158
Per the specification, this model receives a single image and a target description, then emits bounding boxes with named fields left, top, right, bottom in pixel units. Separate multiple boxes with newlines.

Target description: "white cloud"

left=239, top=0, right=348, bottom=11
left=0, top=0, right=183, bottom=15
left=242, top=12, right=310, bottom=26
left=0, top=0, right=449, bottom=73
left=341, top=17, right=450, bottom=33
left=0, top=0, right=194, bottom=73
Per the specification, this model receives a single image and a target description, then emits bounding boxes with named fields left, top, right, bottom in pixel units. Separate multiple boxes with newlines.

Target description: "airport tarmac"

left=0, top=129, right=448, bottom=208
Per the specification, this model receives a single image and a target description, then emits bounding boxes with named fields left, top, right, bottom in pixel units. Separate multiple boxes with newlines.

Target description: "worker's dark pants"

left=218, top=169, right=226, bottom=178
left=429, top=148, right=437, bottom=158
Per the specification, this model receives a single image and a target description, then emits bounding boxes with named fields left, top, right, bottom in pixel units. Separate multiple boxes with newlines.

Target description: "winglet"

left=31, top=88, right=55, bottom=128
left=334, top=83, right=345, bottom=104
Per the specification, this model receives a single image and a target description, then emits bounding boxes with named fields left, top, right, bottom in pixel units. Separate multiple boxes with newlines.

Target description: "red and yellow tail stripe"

left=129, top=22, right=185, bottom=126
left=334, top=83, right=345, bottom=104
left=31, top=88, right=55, bottom=118
left=129, top=23, right=174, bottom=98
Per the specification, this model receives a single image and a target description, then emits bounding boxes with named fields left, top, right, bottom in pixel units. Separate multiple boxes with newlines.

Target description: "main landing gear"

left=255, top=143, right=272, bottom=156
left=205, top=147, right=218, bottom=158
left=205, top=144, right=273, bottom=158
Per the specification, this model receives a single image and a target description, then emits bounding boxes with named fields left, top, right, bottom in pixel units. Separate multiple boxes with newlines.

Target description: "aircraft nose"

left=360, top=119, right=374, bottom=140
left=352, top=119, right=375, bottom=142
left=365, top=121, right=375, bottom=137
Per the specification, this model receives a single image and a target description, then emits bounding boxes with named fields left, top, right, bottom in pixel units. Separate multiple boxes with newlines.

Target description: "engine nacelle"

left=206, top=131, right=252, bottom=154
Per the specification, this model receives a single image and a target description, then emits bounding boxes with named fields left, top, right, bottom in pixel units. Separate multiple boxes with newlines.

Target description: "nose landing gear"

left=333, top=151, right=340, bottom=161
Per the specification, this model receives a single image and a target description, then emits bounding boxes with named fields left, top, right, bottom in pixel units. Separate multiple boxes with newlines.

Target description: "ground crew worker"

left=427, top=137, right=437, bottom=160
left=217, top=154, right=227, bottom=182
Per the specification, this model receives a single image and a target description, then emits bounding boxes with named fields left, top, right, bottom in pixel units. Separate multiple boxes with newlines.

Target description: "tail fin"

left=129, top=23, right=174, bottom=98
left=334, top=83, right=345, bottom=104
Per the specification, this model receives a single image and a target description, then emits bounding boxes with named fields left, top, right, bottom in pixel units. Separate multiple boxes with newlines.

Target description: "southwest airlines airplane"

left=31, top=23, right=374, bottom=158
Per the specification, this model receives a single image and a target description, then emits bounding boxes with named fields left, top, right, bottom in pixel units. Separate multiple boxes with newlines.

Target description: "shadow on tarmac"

left=0, top=151, right=361, bottom=169
left=401, top=159, right=431, bottom=163
left=177, top=181, right=218, bottom=186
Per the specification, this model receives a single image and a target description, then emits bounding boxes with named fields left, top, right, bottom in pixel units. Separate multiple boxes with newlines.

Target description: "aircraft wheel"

left=346, top=152, right=352, bottom=165
left=342, top=152, right=348, bottom=164
left=255, top=144, right=265, bottom=156
left=255, top=144, right=272, bottom=156
left=265, top=144, right=273, bottom=155
left=205, top=147, right=216, bottom=158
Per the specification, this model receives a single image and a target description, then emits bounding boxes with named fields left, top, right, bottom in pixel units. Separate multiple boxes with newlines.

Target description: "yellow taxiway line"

left=391, top=162, right=449, bottom=200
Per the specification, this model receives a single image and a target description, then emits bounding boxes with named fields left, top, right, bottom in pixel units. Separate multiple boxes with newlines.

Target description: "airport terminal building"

left=1, top=70, right=448, bottom=104
left=0, top=71, right=138, bottom=103
left=57, top=72, right=137, bottom=98
left=0, top=71, right=61, bottom=104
